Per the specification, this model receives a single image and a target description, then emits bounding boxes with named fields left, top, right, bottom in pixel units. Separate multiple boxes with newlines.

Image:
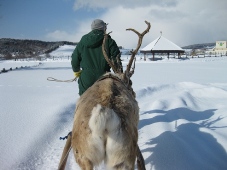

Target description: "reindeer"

left=58, top=21, right=150, bottom=170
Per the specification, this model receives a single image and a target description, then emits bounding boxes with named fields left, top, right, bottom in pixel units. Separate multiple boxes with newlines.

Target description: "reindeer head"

left=102, top=21, right=151, bottom=97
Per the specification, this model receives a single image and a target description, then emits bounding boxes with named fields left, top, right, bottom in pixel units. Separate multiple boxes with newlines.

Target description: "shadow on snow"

left=139, top=108, right=216, bottom=129
left=14, top=103, right=76, bottom=169
left=139, top=108, right=227, bottom=170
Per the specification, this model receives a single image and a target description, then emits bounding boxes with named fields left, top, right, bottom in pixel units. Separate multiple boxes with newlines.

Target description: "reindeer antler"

left=125, top=21, right=151, bottom=75
left=102, top=21, right=151, bottom=75
left=102, top=31, right=119, bottom=73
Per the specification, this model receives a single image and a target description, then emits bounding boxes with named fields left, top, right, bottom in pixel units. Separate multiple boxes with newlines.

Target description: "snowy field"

left=1, top=45, right=227, bottom=170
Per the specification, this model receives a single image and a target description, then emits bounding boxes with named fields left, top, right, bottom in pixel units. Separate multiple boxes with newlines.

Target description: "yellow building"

left=208, top=41, right=227, bottom=55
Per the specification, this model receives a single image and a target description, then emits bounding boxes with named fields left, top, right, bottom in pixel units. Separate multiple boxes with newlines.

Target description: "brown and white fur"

left=58, top=21, right=150, bottom=170
left=72, top=72, right=139, bottom=170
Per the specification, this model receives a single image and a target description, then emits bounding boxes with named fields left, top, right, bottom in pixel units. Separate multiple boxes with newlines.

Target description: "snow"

left=140, top=36, right=184, bottom=52
left=49, top=45, right=76, bottom=57
left=1, top=45, right=227, bottom=170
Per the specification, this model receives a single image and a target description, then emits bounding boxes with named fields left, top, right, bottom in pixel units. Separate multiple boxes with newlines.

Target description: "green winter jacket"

left=71, top=29, right=122, bottom=95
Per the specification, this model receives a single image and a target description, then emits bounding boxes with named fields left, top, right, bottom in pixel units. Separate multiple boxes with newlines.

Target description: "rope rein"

left=47, top=77, right=77, bottom=82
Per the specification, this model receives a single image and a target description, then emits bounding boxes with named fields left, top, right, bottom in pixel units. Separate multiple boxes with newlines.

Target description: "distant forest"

left=0, top=38, right=77, bottom=60
left=182, top=43, right=215, bottom=49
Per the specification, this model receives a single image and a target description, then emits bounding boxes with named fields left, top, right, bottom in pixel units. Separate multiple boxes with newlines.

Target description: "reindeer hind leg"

left=105, top=136, right=135, bottom=170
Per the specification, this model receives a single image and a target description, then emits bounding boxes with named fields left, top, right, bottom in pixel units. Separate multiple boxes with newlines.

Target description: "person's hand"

left=74, top=70, right=82, bottom=77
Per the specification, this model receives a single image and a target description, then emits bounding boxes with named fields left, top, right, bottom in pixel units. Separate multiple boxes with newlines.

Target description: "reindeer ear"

left=115, top=53, right=123, bottom=73
left=128, top=58, right=136, bottom=77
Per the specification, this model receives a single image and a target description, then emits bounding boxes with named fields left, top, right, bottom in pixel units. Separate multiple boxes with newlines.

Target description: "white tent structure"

left=140, top=34, right=185, bottom=60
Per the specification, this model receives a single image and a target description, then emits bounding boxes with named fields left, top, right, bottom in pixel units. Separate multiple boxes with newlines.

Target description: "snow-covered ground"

left=49, top=45, right=76, bottom=58
left=1, top=45, right=227, bottom=170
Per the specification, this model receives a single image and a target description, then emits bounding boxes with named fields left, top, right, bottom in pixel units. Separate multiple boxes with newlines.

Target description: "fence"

left=0, top=62, right=43, bottom=74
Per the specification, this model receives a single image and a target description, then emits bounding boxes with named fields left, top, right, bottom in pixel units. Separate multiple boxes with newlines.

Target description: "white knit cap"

left=91, top=19, right=107, bottom=31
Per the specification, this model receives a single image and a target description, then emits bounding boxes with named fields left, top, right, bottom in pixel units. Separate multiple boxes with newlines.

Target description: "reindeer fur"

left=72, top=72, right=139, bottom=170
left=59, top=21, right=151, bottom=170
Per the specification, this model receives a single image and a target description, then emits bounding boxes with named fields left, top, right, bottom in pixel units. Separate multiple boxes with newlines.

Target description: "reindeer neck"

left=97, top=73, right=135, bottom=98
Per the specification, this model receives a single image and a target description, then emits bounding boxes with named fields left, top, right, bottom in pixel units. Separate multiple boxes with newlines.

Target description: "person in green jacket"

left=71, top=19, right=122, bottom=96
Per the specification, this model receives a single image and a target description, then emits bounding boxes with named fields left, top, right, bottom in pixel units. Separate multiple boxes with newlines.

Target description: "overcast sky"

left=0, top=0, right=227, bottom=48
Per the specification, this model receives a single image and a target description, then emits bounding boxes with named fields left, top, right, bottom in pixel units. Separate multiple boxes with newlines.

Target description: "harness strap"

left=97, top=74, right=126, bottom=87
